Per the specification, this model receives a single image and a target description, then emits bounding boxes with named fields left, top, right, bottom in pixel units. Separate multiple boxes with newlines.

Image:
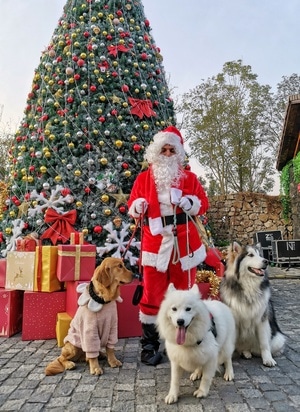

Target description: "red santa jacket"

left=128, top=168, right=209, bottom=272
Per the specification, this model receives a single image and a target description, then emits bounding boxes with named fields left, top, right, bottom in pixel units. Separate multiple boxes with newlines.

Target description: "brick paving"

left=0, top=266, right=300, bottom=411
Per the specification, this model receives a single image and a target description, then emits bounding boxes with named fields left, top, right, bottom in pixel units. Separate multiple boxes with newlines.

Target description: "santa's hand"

left=134, top=198, right=148, bottom=214
left=179, top=196, right=192, bottom=211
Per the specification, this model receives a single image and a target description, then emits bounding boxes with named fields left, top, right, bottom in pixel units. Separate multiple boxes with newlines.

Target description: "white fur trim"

left=170, top=188, right=182, bottom=205
left=180, top=244, right=207, bottom=270
left=149, top=216, right=163, bottom=235
left=156, top=231, right=174, bottom=272
left=139, top=312, right=157, bottom=324
left=185, top=195, right=201, bottom=215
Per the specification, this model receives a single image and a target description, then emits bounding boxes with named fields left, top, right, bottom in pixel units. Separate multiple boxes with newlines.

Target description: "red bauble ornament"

left=121, top=84, right=129, bottom=93
left=112, top=71, right=118, bottom=77
left=67, top=96, right=74, bottom=103
left=74, top=73, right=80, bottom=80
left=24, top=193, right=31, bottom=201
left=93, top=225, right=103, bottom=234
left=122, top=162, right=129, bottom=169
left=119, top=206, right=126, bottom=214
left=90, top=85, right=97, bottom=92
left=83, top=31, right=90, bottom=38
left=84, top=187, right=91, bottom=194
left=85, top=143, right=92, bottom=150
left=29, top=165, right=35, bottom=172
left=77, top=59, right=85, bottom=67
left=23, top=222, right=29, bottom=230
left=185, top=164, right=191, bottom=171
left=98, top=116, right=106, bottom=123
left=116, top=10, right=123, bottom=16
left=61, top=188, right=71, bottom=196
left=144, top=19, right=150, bottom=27
left=133, top=144, right=141, bottom=152
left=0, top=232, right=3, bottom=243
left=140, top=53, right=148, bottom=60
left=111, top=109, right=118, bottom=116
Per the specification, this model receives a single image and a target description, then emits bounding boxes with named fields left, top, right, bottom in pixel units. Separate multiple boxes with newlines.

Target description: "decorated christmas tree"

left=0, top=0, right=176, bottom=268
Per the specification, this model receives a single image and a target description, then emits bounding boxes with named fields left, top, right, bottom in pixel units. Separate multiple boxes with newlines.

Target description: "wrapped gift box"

left=117, top=281, right=142, bottom=338
left=6, top=251, right=36, bottom=291
left=16, top=237, right=37, bottom=252
left=56, top=312, right=72, bottom=347
left=0, top=289, right=24, bottom=337
left=0, top=259, right=6, bottom=288
left=22, top=290, right=66, bottom=340
left=65, top=280, right=86, bottom=317
left=57, top=244, right=96, bottom=282
left=34, top=246, right=61, bottom=292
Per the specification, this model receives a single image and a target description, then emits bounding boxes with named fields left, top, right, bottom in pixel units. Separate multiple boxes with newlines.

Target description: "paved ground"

left=1, top=265, right=300, bottom=412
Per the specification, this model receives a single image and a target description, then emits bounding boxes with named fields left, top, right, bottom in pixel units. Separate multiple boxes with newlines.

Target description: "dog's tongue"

left=176, top=326, right=186, bottom=345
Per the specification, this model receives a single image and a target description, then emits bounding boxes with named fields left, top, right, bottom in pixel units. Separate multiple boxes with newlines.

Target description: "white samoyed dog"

left=156, top=283, right=236, bottom=404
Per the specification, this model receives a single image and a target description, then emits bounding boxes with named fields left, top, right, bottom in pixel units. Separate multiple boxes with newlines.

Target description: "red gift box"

left=57, top=244, right=96, bottom=282
left=16, top=237, right=37, bottom=252
left=65, top=280, right=86, bottom=317
left=0, top=289, right=24, bottom=337
left=22, top=290, right=66, bottom=340
left=117, top=281, right=142, bottom=338
left=0, top=259, right=6, bottom=288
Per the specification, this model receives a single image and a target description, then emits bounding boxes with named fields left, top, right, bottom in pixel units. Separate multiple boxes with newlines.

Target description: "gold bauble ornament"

left=124, top=170, right=131, bottom=177
left=100, top=157, right=108, bottom=165
left=82, top=228, right=89, bottom=236
left=76, top=201, right=83, bottom=208
left=5, top=227, right=12, bottom=235
left=27, top=176, right=34, bottom=183
left=104, top=208, right=111, bottom=216
left=129, top=224, right=136, bottom=232
left=68, top=142, right=74, bottom=149
left=115, top=140, right=123, bottom=148
left=55, top=175, right=62, bottom=182
left=101, top=194, right=109, bottom=203
left=40, top=166, right=47, bottom=173
left=74, top=170, right=81, bottom=177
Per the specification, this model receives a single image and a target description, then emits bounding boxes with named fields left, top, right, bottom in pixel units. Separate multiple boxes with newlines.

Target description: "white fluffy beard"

left=152, top=155, right=183, bottom=192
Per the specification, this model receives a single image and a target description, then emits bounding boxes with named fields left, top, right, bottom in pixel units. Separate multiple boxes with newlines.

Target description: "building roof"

left=276, top=94, right=300, bottom=171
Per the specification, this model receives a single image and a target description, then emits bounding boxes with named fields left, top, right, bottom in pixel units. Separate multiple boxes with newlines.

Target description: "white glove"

left=135, top=198, right=148, bottom=214
left=179, top=196, right=192, bottom=211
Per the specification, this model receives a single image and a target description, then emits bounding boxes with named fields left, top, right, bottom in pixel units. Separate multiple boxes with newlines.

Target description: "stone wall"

left=206, top=192, right=293, bottom=245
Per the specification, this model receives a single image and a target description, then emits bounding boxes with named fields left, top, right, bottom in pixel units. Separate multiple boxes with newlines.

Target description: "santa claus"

left=128, top=126, right=209, bottom=365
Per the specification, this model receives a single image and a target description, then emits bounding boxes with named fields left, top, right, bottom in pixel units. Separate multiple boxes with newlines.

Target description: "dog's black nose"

left=177, top=319, right=185, bottom=327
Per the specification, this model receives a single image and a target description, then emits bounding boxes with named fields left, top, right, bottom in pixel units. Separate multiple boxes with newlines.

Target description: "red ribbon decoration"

left=128, top=98, right=156, bottom=119
left=41, top=208, right=77, bottom=245
left=107, top=44, right=130, bottom=57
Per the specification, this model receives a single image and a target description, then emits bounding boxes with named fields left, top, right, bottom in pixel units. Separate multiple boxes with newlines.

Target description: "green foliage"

left=179, top=59, right=275, bottom=195
left=280, top=152, right=300, bottom=220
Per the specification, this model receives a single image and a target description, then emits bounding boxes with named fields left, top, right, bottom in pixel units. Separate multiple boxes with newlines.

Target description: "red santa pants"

left=139, top=261, right=196, bottom=317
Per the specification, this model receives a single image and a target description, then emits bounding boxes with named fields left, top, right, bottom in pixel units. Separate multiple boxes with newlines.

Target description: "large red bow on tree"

left=128, top=98, right=156, bottom=119
left=40, top=208, right=77, bottom=244
left=107, top=44, right=130, bottom=57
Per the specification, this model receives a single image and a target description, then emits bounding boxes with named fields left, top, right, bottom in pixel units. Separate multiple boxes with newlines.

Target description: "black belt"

left=144, top=213, right=191, bottom=227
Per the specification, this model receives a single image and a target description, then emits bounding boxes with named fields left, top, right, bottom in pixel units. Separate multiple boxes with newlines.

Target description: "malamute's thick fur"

left=156, top=283, right=236, bottom=404
left=220, top=242, right=285, bottom=367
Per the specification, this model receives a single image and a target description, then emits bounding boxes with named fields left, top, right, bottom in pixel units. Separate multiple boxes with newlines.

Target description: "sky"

left=0, top=0, right=299, bottom=193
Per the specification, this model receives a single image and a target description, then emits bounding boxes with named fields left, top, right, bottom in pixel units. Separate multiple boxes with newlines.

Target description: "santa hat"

left=145, top=125, right=185, bottom=164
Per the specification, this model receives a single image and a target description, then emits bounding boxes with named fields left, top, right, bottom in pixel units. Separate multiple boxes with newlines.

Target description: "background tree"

left=179, top=60, right=275, bottom=195
left=0, top=0, right=176, bottom=266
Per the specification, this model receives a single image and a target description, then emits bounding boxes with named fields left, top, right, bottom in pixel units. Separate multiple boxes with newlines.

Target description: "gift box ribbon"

left=41, top=209, right=77, bottom=244
left=58, top=247, right=96, bottom=280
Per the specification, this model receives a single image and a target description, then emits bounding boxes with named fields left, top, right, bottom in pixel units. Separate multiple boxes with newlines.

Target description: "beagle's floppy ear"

left=93, top=261, right=112, bottom=288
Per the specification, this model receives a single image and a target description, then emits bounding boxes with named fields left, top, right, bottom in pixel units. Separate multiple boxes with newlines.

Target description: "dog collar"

left=89, top=282, right=111, bottom=305
left=196, top=315, right=217, bottom=345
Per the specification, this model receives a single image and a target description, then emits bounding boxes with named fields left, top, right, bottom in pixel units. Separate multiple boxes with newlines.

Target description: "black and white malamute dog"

left=220, top=242, right=285, bottom=367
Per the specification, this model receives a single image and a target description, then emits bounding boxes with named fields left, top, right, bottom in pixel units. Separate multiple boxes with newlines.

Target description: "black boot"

left=140, top=323, right=162, bottom=366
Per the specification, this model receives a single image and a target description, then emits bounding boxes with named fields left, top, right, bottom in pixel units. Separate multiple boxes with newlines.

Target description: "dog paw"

left=193, top=388, right=208, bottom=398
left=263, top=357, right=276, bottom=367
left=64, top=361, right=76, bottom=370
left=90, top=367, right=103, bottom=375
left=165, top=393, right=178, bottom=404
left=190, top=370, right=201, bottom=381
left=242, top=351, right=252, bottom=359
left=223, top=371, right=234, bottom=381
left=108, top=358, right=122, bottom=368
